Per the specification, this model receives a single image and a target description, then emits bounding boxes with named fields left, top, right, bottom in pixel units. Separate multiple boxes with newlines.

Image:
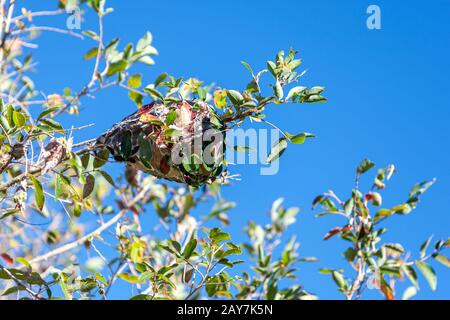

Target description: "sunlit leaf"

left=30, top=176, right=44, bottom=211
left=416, top=261, right=437, bottom=291
left=266, top=138, right=287, bottom=163
left=182, top=239, right=197, bottom=259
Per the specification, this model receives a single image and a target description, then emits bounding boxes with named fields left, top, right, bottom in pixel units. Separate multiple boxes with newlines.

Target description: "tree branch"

left=29, top=185, right=151, bottom=266
left=11, top=26, right=84, bottom=40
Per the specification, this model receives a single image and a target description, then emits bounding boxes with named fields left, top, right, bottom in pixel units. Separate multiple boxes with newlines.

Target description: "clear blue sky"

left=26, top=0, right=449, bottom=299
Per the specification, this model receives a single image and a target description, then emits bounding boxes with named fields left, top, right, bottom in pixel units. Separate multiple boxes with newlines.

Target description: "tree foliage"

left=0, top=0, right=447, bottom=300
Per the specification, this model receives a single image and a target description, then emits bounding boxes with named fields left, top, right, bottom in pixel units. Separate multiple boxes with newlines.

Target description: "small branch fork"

left=0, top=2, right=107, bottom=193
left=0, top=263, right=44, bottom=299
left=29, top=184, right=151, bottom=266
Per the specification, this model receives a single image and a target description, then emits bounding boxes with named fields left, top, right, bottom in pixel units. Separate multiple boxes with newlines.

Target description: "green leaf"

left=2, top=286, right=24, bottom=296
left=82, top=30, right=98, bottom=40
left=286, top=86, right=307, bottom=101
left=232, top=146, right=254, bottom=152
left=309, top=86, right=325, bottom=95
left=81, top=153, right=91, bottom=169
left=331, top=271, right=347, bottom=291
left=213, top=90, right=227, bottom=109
left=289, top=132, right=314, bottom=145
left=343, top=248, right=357, bottom=262
left=357, top=159, right=375, bottom=175
left=384, top=243, right=405, bottom=254
left=40, top=118, right=63, bottom=132
left=434, top=254, right=450, bottom=268
left=136, top=31, right=153, bottom=51
left=266, top=138, right=288, bottom=163
left=118, top=273, right=144, bottom=284
left=209, top=228, right=231, bottom=243
left=295, top=90, right=318, bottom=102
left=388, top=204, right=411, bottom=216
left=127, top=74, right=142, bottom=88
left=100, top=170, right=115, bottom=187
left=409, top=179, right=436, bottom=199
left=30, top=176, right=44, bottom=211
left=138, top=56, right=155, bottom=65
left=344, top=198, right=354, bottom=216
left=128, top=91, right=143, bottom=107
left=12, top=111, right=26, bottom=127
left=415, top=261, right=437, bottom=291
left=82, top=174, right=95, bottom=199
left=37, top=107, right=59, bottom=121
left=107, top=59, right=128, bottom=76
left=138, top=135, right=152, bottom=163
left=266, top=281, right=277, bottom=300
left=120, top=131, right=132, bottom=160
left=205, top=276, right=219, bottom=297
left=84, top=47, right=99, bottom=60
left=163, top=128, right=182, bottom=137
left=182, top=239, right=197, bottom=259
left=93, top=149, right=110, bottom=168
left=82, top=29, right=98, bottom=39
left=144, top=87, right=164, bottom=101
left=380, top=266, right=402, bottom=278
left=197, top=87, right=207, bottom=101
left=223, top=246, right=242, bottom=257
left=154, top=72, right=168, bottom=87
left=420, top=236, right=432, bottom=259
left=15, top=257, right=30, bottom=268
left=55, top=174, right=64, bottom=200
left=274, top=80, right=283, bottom=100
left=130, top=294, right=152, bottom=300
left=240, top=61, right=254, bottom=75
left=170, top=240, right=181, bottom=253
left=288, top=58, right=302, bottom=70
left=226, top=90, right=244, bottom=105
left=104, top=38, right=119, bottom=58
left=157, top=274, right=175, bottom=289
left=267, top=61, right=277, bottom=77
left=165, top=110, right=177, bottom=126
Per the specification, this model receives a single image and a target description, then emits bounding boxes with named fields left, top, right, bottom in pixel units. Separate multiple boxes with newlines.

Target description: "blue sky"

left=26, top=0, right=449, bottom=299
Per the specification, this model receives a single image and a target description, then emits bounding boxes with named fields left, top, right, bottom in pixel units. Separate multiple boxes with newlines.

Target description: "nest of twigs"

left=95, top=100, right=226, bottom=186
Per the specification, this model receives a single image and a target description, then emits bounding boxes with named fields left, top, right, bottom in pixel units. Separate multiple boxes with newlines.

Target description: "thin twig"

left=11, top=26, right=84, bottom=39
left=0, top=263, right=43, bottom=299
left=11, top=9, right=66, bottom=23
left=28, top=185, right=151, bottom=265
left=52, top=12, right=104, bottom=118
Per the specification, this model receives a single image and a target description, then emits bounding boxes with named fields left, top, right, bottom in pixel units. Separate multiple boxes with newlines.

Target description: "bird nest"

left=96, top=100, right=226, bottom=186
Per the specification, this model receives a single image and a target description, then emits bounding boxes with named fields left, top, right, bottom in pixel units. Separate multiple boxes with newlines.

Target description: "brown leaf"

left=137, top=102, right=156, bottom=115
left=323, top=226, right=342, bottom=241
left=380, top=276, right=395, bottom=300
left=129, top=205, right=139, bottom=216
left=84, top=240, right=92, bottom=250
left=82, top=174, right=95, bottom=199
left=183, top=268, right=194, bottom=283
left=160, top=158, right=170, bottom=175
left=115, top=199, right=125, bottom=210
left=0, top=253, right=14, bottom=265
left=365, top=193, right=374, bottom=202
left=323, top=225, right=352, bottom=240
